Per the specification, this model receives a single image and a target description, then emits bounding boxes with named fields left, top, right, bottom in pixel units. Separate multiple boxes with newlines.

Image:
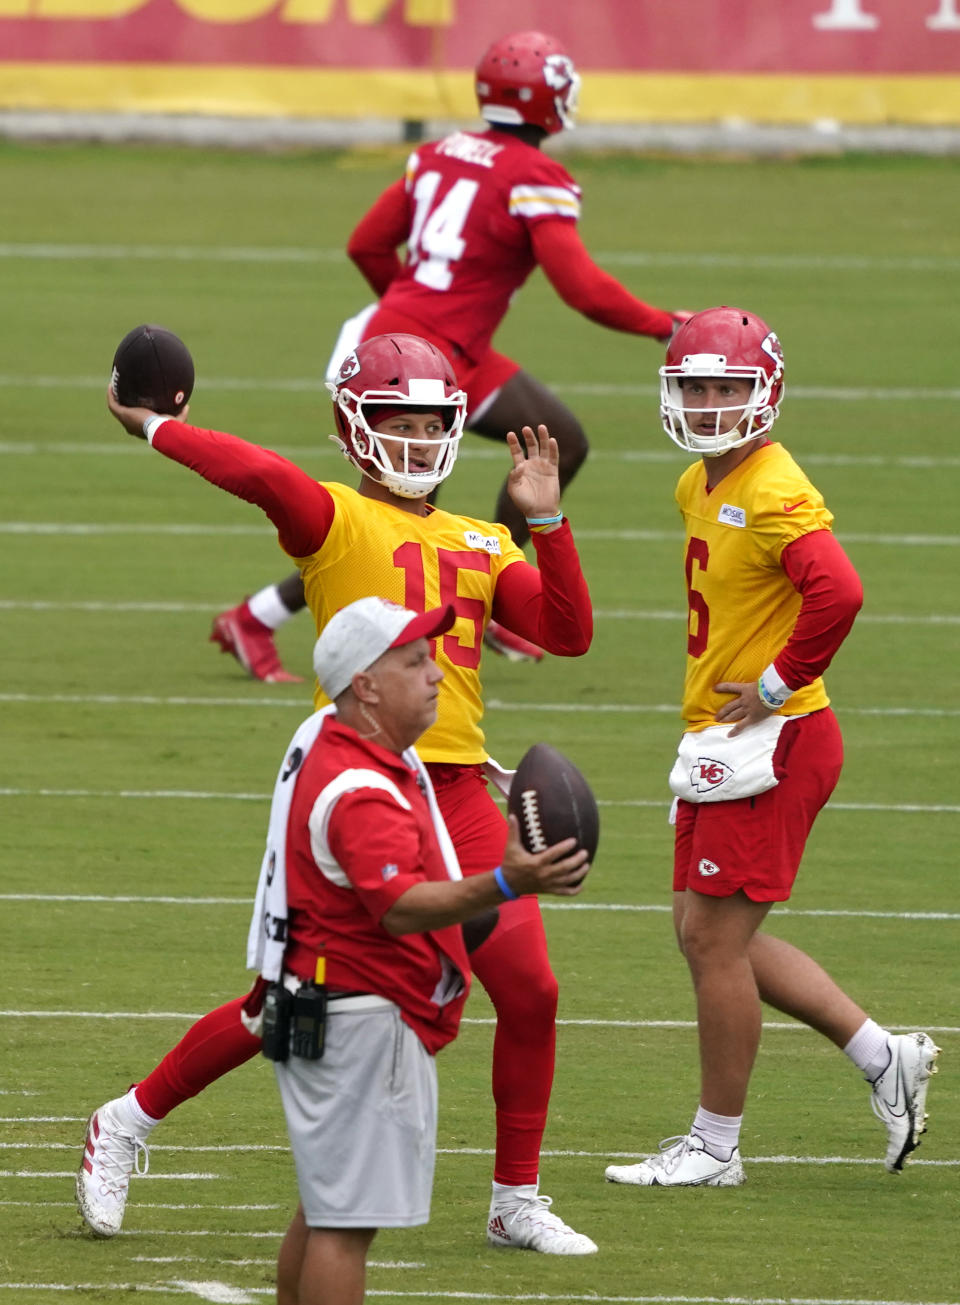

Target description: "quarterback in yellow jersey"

left=605, top=306, right=939, bottom=1190
left=300, top=480, right=521, bottom=763
left=674, top=443, right=836, bottom=730
left=97, top=333, right=598, bottom=1256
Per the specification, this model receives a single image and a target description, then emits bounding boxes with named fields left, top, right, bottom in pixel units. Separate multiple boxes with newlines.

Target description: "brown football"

left=508, top=743, right=600, bottom=861
left=111, top=324, right=194, bottom=416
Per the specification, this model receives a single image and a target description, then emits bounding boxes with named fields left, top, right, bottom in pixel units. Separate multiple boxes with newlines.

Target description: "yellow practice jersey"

left=676, top=442, right=834, bottom=730
left=292, top=482, right=526, bottom=764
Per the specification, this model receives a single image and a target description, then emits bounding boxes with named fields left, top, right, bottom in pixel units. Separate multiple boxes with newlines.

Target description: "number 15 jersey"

left=296, top=482, right=525, bottom=764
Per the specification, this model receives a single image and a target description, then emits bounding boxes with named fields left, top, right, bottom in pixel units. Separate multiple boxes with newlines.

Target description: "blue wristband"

left=525, top=513, right=563, bottom=526
left=757, top=663, right=792, bottom=710
left=756, top=676, right=783, bottom=710
left=493, top=865, right=518, bottom=901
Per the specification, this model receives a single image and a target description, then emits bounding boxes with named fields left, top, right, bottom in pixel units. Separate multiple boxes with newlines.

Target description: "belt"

left=327, top=993, right=394, bottom=1014
left=280, top=973, right=394, bottom=1014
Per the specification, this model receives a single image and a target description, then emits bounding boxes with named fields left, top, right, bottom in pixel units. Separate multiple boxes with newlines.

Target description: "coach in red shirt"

left=268, top=596, right=590, bottom=1305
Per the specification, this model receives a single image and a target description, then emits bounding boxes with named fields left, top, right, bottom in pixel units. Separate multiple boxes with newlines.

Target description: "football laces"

left=519, top=789, right=548, bottom=852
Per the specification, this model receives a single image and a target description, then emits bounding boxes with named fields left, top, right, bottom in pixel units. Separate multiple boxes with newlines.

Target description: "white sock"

left=844, top=1018, right=891, bottom=1082
left=119, top=1087, right=161, bottom=1138
left=692, top=1106, right=742, bottom=1160
left=248, top=584, right=293, bottom=630
left=491, top=1178, right=538, bottom=1208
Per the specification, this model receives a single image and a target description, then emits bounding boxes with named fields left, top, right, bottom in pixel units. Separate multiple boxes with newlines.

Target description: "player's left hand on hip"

left=713, top=681, right=769, bottom=735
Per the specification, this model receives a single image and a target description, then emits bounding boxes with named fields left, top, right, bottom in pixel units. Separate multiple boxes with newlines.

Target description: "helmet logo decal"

left=760, top=331, right=784, bottom=378
left=544, top=54, right=575, bottom=90
left=337, top=351, right=361, bottom=382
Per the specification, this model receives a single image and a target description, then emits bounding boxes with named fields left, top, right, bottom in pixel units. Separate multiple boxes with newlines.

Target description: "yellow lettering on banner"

left=404, top=0, right=452, bottom=22
left=282, top=0, right=335, bottom=21
left=285, top=0, right=452, bottom=23
left=20, top=0, right=143, bottom=16
left=176, top=0, right=275, bottom=21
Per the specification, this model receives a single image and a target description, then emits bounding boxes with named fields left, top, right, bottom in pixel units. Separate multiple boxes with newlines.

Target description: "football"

left=508, top=743, right=600, bottom=861
left=111, top=324, right=194, bottom=416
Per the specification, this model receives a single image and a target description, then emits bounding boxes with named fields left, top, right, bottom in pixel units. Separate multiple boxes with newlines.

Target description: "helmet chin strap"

left=329, top=434, right=436, bottom=499
left=378, top=468, right=434, bottom=500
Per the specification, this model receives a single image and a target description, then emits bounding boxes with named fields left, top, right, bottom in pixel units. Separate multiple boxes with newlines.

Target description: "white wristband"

left=757, top=662, right=793, bottom=710
left=143, top=415, right=171, bottom=445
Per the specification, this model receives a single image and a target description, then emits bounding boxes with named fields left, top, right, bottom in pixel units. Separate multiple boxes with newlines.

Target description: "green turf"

left=1, top=142, right=958, bottom=1305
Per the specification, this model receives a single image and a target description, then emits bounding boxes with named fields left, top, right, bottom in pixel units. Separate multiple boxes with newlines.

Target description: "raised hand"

left=504, top=424, right=561, bottom=524
left=106, top=383, right=188, bottom=440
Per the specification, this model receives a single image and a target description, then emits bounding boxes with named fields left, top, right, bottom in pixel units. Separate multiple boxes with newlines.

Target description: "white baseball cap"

left=313, top=595, right=456, bottom=701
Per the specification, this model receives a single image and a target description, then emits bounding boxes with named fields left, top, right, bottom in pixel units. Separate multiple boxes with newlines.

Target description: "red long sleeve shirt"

left=347, top=130, right=674, bottom=360
left=148, top=417, right=592, bottom=762
left=775, top=529, right=863, bottom=690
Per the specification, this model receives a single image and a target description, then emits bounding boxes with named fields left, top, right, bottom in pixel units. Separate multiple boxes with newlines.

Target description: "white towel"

left=668, top=715, right=799, bottom=805
left=246, top=706, right=461, bottom=983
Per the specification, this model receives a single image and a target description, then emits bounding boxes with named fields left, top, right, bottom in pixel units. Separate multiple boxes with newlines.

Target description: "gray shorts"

left=274, top=997, right=438, bottom=1228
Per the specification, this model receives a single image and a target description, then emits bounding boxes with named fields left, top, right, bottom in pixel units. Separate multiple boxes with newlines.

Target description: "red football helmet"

left=327, top=334, right=467, bottom=498
left=475, top=31, right=580, bottom=136
left=659, top=306, right=786, bottom=455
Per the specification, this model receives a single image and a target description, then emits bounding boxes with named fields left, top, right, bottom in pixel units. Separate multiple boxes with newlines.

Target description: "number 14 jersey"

left=381, top=129, right=582, bottom=361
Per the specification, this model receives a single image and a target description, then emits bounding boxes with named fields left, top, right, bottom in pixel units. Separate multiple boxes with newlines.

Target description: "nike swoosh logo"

left=881, top=1089, right=907, bottom=1117
left=783, top=500, right=808, bottom=513
left=879, top=1058, right=908, bottom=1117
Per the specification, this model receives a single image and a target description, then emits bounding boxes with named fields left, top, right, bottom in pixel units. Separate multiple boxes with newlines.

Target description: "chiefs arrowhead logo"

left=690, top=757, right=733, bottom=793
left=337, top=351, right=361, bottom=382
left=544, top=54, right=576, bottom=91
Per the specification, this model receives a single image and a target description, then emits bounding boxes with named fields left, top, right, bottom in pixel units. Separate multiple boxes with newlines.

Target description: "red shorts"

left=362, top=306, right=520, bottom=419
left=428, top=761, right=543, bottom=938
left=672, top=708, right=844, bottom=902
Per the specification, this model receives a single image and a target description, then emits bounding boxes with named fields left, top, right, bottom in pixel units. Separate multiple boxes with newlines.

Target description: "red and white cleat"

left=483, top=620, right=545, bottom=664
left=210, top=602, right=303, bottom=683
left=487, top=1189, right=597, bottom=1255
left=76, top=1099, right=149, bottom=1237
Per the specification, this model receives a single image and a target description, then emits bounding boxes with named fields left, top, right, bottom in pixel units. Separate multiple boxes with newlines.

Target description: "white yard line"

left=1, top=786, right=958, bottom=811
left=2, top=1145, right=956, bottom=1166
left=2, top=1289, right=959, bottom=1305
left=0, top=600, right=956, bottom=626
left=3, top=522, right=958, bottom=546
left=4, top=375, right=960, bottom=405
left=3, top=438, right=960, bottom=466
left=1, top=897, right=958, bottom=921
left=2, top=693, right=959, bottom=725
left=1, top=1015, right=957, bottom=1034
left=3, top=240, right=960, bottom=275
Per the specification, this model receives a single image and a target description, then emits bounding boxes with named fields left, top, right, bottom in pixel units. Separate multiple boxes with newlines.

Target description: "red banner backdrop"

left=1, top=0, right=958, bottom=122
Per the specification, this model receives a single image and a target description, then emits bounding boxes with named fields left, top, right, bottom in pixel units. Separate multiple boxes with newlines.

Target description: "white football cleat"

left=487, top=1191, right=597, bottom=1255
left=871, top=1031, right=941, bottom=1172
left=605, top=1133, right=745, bottom=1187
left=76, top=1098, right=149, bottom=1236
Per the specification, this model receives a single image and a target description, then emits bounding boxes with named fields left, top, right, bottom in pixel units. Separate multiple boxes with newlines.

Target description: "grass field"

left=1, top=142, right=958, bottom=1305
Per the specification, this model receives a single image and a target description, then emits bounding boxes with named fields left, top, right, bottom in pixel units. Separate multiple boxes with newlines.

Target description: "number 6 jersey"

left=675, top=441, right=851, bottom=731
left=297, top=482, right=526, bottom=763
